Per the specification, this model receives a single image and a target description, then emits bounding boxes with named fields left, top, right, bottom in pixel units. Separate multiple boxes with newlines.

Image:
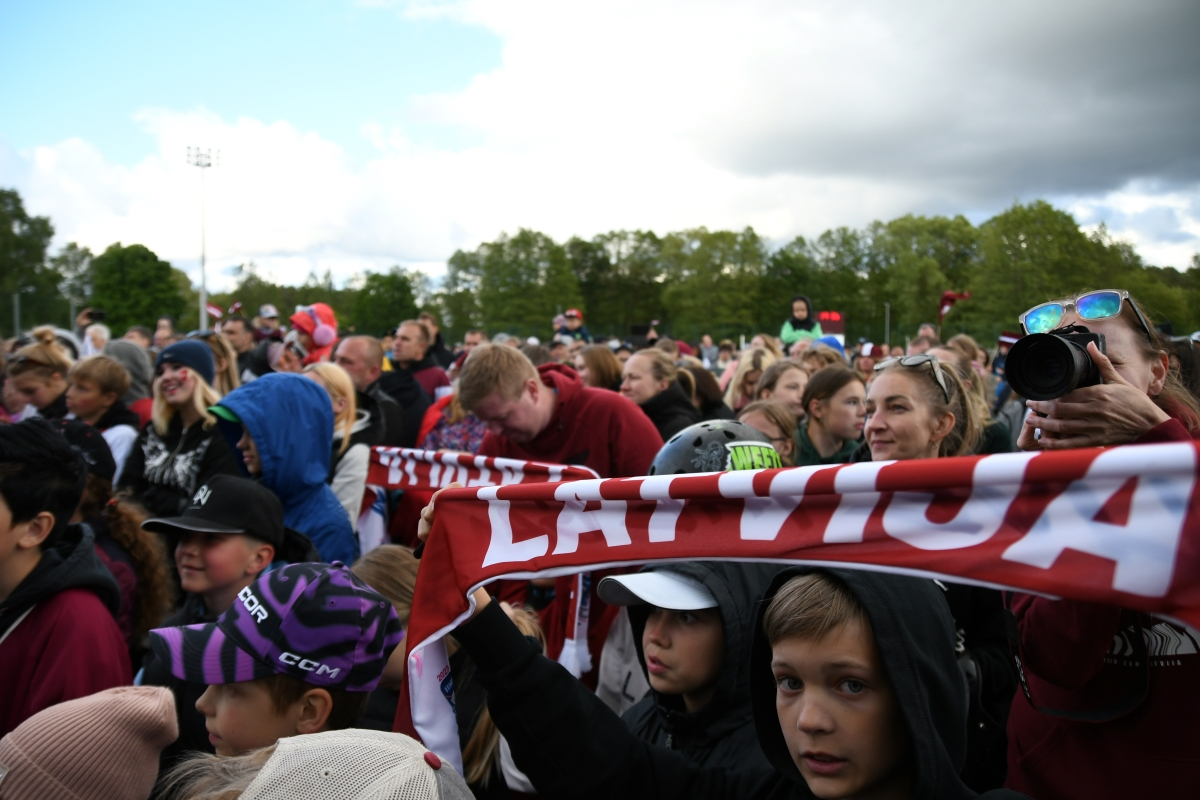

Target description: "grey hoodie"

left=103, top=340, right=154, bottom=404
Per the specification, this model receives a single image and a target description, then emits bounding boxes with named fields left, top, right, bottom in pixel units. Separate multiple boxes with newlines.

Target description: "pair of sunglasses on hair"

left=1020, top=289, right=1154, bottom=340
left=873, top=354, right=951, bottom=403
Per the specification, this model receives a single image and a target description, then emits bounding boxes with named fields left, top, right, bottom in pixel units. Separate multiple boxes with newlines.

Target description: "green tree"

left=0, top=188, right=65, bottom=336
left=350, top=267, right=420, bottom=335
left=567, top=230, right=665, bottom=338
left=90, top=243, right=188, bottom=333
left=660, top=227, right=767, bottom=338
left=51, top=242, right=94, bottom=321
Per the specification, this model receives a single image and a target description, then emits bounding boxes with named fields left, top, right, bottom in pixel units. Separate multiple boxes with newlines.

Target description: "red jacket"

left=1005, top=418, right=1200, bottom=798
left=479, top=364, right=663, bottom=687
left=0, top=525, right=131, bottom=736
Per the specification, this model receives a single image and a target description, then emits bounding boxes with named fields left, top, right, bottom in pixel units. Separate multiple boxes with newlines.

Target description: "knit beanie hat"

left=0, top=686, right=178, bottom=800
left=155, top=340, right=215, bottom=387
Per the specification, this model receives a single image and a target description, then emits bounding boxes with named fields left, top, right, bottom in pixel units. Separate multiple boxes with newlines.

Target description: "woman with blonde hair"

left=737, top=399, right=797, bottom=466
left=7, top=326, right=74, bottom=420
left=117, top=341, right=239, bottom=517
left=620, top=348, right=699, bottom=440
left=303, top=362, right=379, bottom=527
left=193, top=331, right=241, bottom=396
left=754, top=360, right=809, bottom=418
left=722, top=347, right=776, bottom=412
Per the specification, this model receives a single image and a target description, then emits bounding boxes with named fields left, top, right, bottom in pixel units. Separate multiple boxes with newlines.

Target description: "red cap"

left=565, top=308, right=582, bottom=319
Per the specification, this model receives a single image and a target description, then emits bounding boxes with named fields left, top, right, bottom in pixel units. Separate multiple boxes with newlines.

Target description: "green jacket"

left=794, top=422, right=859, bottom=466
left=780, top=320, right=823, bottom=346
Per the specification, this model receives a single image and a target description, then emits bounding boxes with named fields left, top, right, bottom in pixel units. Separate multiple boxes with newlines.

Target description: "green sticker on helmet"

left=725, top=441, right=782, bottom=471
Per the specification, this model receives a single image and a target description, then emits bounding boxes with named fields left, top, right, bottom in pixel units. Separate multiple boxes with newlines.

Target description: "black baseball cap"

left=142, top=475, right=285, bottom=548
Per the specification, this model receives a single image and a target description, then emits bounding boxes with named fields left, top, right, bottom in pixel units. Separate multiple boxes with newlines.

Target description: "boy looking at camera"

left=148, top=561, right=403, bottom=757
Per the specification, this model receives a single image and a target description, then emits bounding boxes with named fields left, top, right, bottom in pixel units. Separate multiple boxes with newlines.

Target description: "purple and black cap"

left=148, top=562, right=403, bottom=692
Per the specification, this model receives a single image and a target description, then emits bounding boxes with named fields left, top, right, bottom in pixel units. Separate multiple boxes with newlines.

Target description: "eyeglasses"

left=874, top=354, right=951, bottom=403
left=1020, top=290, right=1154, bottom=342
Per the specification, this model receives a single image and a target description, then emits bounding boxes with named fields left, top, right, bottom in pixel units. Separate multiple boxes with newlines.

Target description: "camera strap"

left=1004, top=591, right=1149, bottom=723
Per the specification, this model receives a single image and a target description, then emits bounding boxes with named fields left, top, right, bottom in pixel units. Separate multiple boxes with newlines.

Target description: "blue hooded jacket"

left=215, top=373, right=359, bottom=564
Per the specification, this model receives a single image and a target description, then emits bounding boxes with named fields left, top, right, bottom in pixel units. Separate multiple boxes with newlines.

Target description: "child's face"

left=770, top=619, right=910, bottom=800
left=10, top=372, right=63, bottom=411
left=236, top=429, right=262, bottom=475
left=175, top=532, right=268, bottom=612
left=195, top=680, right=301, bottom=756
left=66, top=378, right=115, bottom=422
left=156, top=363, right=198, bottom=408
left=642, top=607, right=724, bottom=712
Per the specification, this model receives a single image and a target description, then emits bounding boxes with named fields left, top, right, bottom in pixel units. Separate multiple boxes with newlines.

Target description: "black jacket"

left=117, top=417, right=241, bottom=517
left=372, top=372, right=432, bottom=449
left=454, top=566, right=1028, bottom=799
left=640, top=381, right=701, bottom=442
left=94, top=400, right=141, bottom=432
left=622, top=563, right=779, bottom=776
left=38, top=389, right=70, bottom=421
left=428, top=332, right=456, bottom=369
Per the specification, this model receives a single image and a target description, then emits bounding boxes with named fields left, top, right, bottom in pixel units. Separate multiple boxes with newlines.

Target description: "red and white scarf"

left=356, top=447, right=600, bottom=553
left=394, top=442, right=1200, bottom=771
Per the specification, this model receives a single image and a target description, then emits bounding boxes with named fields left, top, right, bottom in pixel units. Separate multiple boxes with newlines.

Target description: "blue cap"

left=814, top=335, right=846, bottom=358
left=155, top=340, right=215, bottom=386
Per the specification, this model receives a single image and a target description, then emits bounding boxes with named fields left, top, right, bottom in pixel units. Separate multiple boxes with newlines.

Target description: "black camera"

left=1005, top=325, right=1105, bottom=400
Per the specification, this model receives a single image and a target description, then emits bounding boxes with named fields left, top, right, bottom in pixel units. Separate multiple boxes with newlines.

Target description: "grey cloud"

left=703, top=0, right=1200, bottom=205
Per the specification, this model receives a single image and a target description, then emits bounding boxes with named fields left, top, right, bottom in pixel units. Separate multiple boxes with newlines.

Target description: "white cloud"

left=3, top=0, right=1198, bottom=293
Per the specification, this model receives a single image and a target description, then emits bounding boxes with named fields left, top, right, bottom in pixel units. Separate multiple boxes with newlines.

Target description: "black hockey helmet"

left=648, top=419, right=781, bottom=475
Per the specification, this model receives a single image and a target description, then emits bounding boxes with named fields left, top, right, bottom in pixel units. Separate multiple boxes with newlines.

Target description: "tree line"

left=4, top=185, right=1198, bottom=347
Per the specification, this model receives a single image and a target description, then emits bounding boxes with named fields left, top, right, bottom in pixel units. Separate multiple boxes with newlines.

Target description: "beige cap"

left=241, top=730, right=472, bottom=800
left=0, top=686, right=177, bottom=800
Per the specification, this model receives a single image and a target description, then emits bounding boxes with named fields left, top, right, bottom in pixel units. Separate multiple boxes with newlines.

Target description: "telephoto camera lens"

left=1005, top=333, right=1101, bottom=400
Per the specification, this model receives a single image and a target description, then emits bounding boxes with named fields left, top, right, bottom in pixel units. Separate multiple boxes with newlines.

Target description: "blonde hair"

left=763, top=571, right=868, bottom=645
left=799, top=347, right=842, bottom=374
left=628, top=348, right=696, bottom=400
left=303, top=362, right=357, bottom=455
left=351, top=545, right=418, bottom=628
left=458, top=344, right=538, bottom=412
left=198, top=334, right=241, bottom=397
left=161, top=745, right=276, bottom=800
left=9, top=326, right=73, bottom=381
left=751, top=333, right=784, bottom=360
left=724, top=347, right=777, bottom=408
left=69, top=355, right=131, bottom=399
left=875, top=355, right=981, bottom=457
left=151, top=371, right=221, bottom=436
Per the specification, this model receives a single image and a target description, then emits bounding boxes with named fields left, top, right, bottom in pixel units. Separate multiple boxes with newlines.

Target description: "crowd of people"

left=0, top=288, right=1196, bottom=799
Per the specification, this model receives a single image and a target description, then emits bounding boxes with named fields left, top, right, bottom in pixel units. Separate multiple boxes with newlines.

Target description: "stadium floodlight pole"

left=186, top=147, right=219, bottom=331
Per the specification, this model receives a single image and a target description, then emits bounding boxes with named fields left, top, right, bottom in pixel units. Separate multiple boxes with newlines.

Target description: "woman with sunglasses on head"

left=865, top=355, right=1014, bottom=792
left=1004, top=290, right=1200, bottom=800
left=1014, top=289, right=1200, bottom=448
left=117, top=341, right=240, bottom=518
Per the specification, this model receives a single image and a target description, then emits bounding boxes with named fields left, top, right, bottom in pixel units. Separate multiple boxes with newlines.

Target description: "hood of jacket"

left=749, top=567, right=975, bottom=800
left=640, top=380, right=701, bottom=428
left=103, top=340, right=154, bottom=403
left=523, top=363, right=586, bottom=455
left=789, top=294, right=818, bottom=332
left=215, top=373, right=334, bottom=505
left=0, top=523, right=121, bottom=631
left=627, top=561, right=782, bottom=741
left=397, top=351, right=441, bottom=375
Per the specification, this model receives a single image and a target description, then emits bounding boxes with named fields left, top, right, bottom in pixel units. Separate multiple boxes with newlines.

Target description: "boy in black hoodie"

left=0, top=419, right=130, bottom=736
left=598, top=562, right=778, bottom=776
left=427, top=488, right=1028, bottom=800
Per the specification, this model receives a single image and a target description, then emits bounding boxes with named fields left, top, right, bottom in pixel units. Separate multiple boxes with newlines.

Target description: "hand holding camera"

left=1016, top=340, right=1170, bottom=450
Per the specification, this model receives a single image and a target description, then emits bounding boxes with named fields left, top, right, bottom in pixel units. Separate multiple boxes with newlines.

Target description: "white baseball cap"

left=598, top=570, right=717, bottom=611
left=240, top=730, right=472, bottom=800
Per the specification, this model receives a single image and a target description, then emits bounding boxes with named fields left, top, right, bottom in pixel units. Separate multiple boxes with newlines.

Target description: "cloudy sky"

left=2, top=0, right=1197, bottom=293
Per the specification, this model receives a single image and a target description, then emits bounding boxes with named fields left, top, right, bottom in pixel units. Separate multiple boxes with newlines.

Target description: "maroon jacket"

left=1005, top=417, right=1200, bottom=798
left=479, top=364, right=664, bottom=687
left=0, top=526, right=131, bottom=736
